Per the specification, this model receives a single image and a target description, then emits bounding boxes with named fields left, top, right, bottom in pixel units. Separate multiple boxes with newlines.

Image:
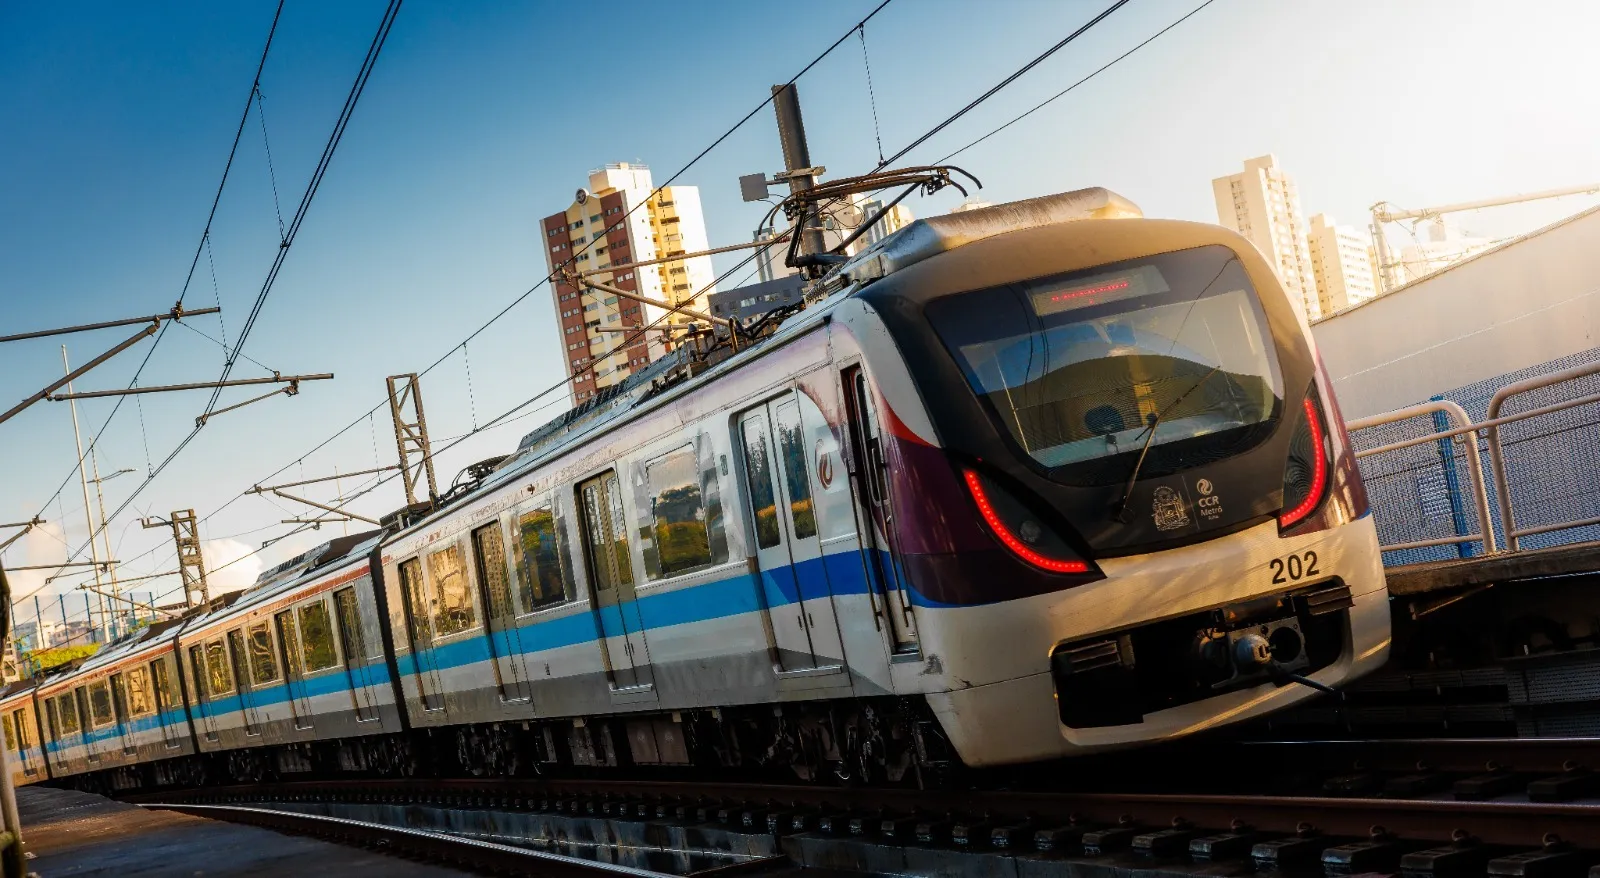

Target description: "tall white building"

left=542, top=163, right=717, bottom=403
left=1212, top=155, right=1320, bottom=321
left=1306, top=213, right=1380, bottom=316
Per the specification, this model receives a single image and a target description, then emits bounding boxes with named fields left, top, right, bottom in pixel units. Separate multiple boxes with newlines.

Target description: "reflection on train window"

left=579, top=473, right=633, bottom=591
left=645, top=446, right=713, bottom=577
left=472, top=524, right=515, bottom=620
left=399, top=558, right=432, bottom=643
left=299, top=600, right=340, bottom=671
left=774, top=401, right=817, bottom=539
left=3, top=713, right=16, bottom=751
left=276, top=611, right=302, bottom=678
left=14, top=708, right=30, bottom=752
left=205, top=639, right=234, bottom=696
left=125, top=665, right=155, bottom=717
left=740, top=418, right=781, bottom=548
left=87, top=681, right=115, bottom=728
left=516, top=503, right=567, bottom=610
left=151, top=659, right=175, bottom=712
left=248, top=623, right=279, bottom=684
left=55, top=694, right=79, bottom=735
left=427, top=545, right=477, bottom=636
left=334, top=587, right=367, bottom=667
left=188, top=646, right=209, bottom=700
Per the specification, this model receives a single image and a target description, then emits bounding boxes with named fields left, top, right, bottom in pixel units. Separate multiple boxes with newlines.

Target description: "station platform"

left=1385, top=539, right=1600, bottom=595
left=16, top=785, right=473, bottom=877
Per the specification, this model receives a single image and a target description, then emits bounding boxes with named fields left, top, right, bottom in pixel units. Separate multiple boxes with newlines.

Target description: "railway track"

left=122, top=738, right=1600, bottom=877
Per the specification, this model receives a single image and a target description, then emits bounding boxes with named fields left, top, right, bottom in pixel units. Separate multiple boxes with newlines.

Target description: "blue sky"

left=3, top=0, right=1598, bottom=614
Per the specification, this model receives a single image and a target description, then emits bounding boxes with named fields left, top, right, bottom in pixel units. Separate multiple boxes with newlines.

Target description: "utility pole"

left=62, top=346, right=106, bottom=638
left=770, top=83, right=829, bottom=275
left=143, top=511, right=209, bottom=607
left=387, top=374, right=438, bottom=507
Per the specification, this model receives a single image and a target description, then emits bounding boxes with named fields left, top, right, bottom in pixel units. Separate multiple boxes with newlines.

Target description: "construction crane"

left=1370, top=183, right=1600, bottom=292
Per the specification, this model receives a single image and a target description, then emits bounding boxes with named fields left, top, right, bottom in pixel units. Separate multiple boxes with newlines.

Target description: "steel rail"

left=138, top=802, right=691, bottom=877
left=138, top=772, right=1600, bottom=848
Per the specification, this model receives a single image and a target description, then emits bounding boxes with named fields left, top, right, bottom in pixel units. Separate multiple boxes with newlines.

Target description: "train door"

left=78, top=686, right=105, bottom=763
left=470, top=523, right=532, bottom=703
left=333, top=586, right=380, bottom=721
left=739, top=401, right=837, bottom=671
left=109, top=673, right=137, bottom=755
left=12, top=707, right=37, bottom=777
left=398, top=558, right=446, bottom=711
left=577, top=472, right=652, bottom=691
left=840, top=366, right=919, bottom=653
left=275, top=611, right=314, bottom=728
left=187, top=646, right=218, bottom=740
left=771, top=395, right=847, bottom=665
left=226, top=630, right=260, bottom=735
left=150, top=657, right=184, bottom=748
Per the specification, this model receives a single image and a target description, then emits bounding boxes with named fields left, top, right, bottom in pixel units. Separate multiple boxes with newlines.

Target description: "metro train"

left=0, top=187, right=1391, bottom=792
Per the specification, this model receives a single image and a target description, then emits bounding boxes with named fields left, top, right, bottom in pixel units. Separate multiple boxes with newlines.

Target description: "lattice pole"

left=146, top=510, right=209, bottom=607
left=387, top=374, right=438, bottom=506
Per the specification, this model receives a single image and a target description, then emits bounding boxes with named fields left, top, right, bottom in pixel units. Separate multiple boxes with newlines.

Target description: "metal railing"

left=1350, top=359, right=1600, bottom=561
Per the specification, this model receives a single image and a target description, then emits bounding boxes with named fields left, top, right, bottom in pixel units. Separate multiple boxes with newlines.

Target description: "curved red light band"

left=961, top=469, right=1089, bottom=574
left=1279, top=397, right=1328, bottom=527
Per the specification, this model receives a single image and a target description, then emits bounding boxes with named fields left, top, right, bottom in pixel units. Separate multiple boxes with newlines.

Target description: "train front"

left=841, top=191, right=1390, bottom=766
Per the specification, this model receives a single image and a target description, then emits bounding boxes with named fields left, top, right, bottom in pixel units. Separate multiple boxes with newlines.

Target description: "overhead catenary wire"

left=11, top=0, right=289, bottom=565
left=13, top=0, right=401, bottom=604
left=875, top=0, right=1131, bottom=171
left=934, top=0, right=1222, bottom=165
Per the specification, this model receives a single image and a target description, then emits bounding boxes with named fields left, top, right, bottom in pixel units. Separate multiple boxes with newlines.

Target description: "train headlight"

left=961, top=468, right=1090, bottom=574
left=1278, top=390, right=1331, bottom=529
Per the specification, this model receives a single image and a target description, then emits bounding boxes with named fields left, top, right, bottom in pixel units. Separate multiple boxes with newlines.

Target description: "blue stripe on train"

left=395, top=549, right=877, bottom=679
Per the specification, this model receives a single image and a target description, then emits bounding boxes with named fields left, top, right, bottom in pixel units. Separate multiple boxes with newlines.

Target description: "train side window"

left=774, top=400, right=817, bottom=539
left=298, top=600, right=340, bottom=672
left=333, top=587, right=367, bottom=666
left=740, top=418, right=782, bottom=548
left=643, top=445, right=714, bottom=578
left=151, top=659, right=175, bottom=713
left=514, top=503, right=567, bottom=610
left=187, top=646, right=209, bottom=700
left=426, top=544, right=477, bottom=636
left=275, top=611, right=303, bottom=678
left=87, top=680, right=115, bottom=728
left=579, top=472, right=633, bottom=591
left=125, top=665, right=155, bottom=717
left=399, top=558, right=432, bottom=642
left=205, top=639, right=234, bottom=696
left=247, top=623, right=279, bottom=684
left=471, top=524, right=515, bottom=620
left=2, top=712, right=16, bottom=751
left=226, top=630, right=252, bottom=694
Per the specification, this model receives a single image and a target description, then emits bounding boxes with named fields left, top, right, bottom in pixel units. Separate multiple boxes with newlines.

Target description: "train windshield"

left=926, top=245, right=1283, bottom=484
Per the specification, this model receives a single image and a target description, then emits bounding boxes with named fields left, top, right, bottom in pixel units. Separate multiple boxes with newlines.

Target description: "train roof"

left=179, top=529, right=384, bottom=637
left=388, top=187, right=1139, bottom=538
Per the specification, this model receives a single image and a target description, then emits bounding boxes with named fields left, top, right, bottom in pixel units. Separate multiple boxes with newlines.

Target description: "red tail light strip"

left=1279, top=397, right=1328, bottom=527
left=962, top=469, right=1090, bottom=574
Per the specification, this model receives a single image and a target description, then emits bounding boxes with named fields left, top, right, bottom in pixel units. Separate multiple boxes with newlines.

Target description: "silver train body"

left=5, top=188, right=1389, bottom=787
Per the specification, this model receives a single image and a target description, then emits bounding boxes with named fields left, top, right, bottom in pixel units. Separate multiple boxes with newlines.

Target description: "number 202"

left=1270, top=551, right=1320, bottom=584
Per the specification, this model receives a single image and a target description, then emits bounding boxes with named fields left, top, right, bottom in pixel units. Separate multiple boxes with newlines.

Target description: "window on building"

left=299, top=600, right=340, bottom=671
left=427, top=545, right=476, bottom=635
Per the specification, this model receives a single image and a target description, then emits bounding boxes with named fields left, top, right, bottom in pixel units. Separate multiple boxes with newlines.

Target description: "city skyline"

left=4, top=0, right=1600, bottom=617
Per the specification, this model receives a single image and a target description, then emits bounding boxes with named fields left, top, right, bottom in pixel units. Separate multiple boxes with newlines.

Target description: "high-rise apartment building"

left=1306, top=213, right=1380, bottom=315
left=1212, top=155, right=1320, bottom=321
left=542, top=163, right=716, bottom=403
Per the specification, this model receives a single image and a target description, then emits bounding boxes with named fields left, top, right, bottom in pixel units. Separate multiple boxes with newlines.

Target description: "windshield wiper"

left=1111, top=364, right=1221, bottom=522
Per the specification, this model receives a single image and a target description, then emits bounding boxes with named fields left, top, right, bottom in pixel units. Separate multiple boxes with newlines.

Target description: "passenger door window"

left=515, top=502, right=568, bottom=610
left=205, top=639, right=234, bottom=696
left=298, top=600, right=340, bottom=671
left=334, top=586, right=379, bottom=721
left=247, top=623, right=279, bottom=685
left=427, top=544, right=477, bottom=636
left=471, top=524, right=515, bottom=621
left=87, top=681, right=115, bottom=728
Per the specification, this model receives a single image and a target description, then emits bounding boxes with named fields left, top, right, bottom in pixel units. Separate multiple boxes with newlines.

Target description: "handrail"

left=1486, top=360, right=1600, bottom=551
left=1349, top=400, right=1497, bottom=554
